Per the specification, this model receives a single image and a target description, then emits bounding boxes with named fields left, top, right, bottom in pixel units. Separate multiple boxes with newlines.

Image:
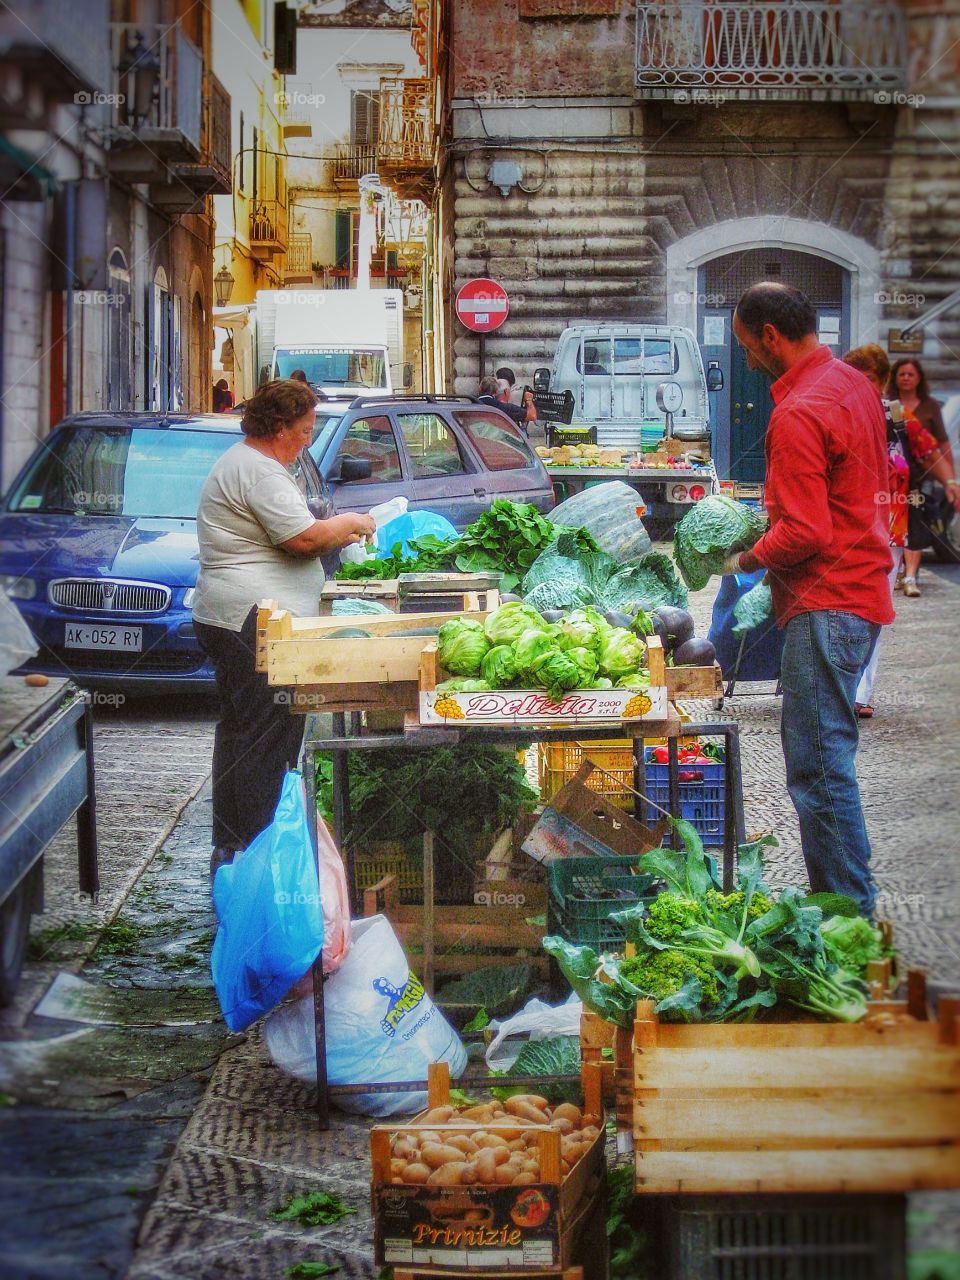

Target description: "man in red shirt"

left=728, top=283, right=892, bottom=915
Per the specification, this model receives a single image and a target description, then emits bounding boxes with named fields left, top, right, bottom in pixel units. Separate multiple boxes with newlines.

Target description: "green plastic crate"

left=548, top=855, right=658, bottom=953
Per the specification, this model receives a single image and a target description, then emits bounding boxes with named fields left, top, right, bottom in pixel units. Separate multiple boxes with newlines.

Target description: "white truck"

left=217, top=289, right=407, bottom=402
left=533, top=323, right=723, bottom=531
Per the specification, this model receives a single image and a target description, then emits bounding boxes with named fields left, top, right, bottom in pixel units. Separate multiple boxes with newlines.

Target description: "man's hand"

left=720, top=552, right=743, bottom=575
left=946, top=481, right=960, bottom=513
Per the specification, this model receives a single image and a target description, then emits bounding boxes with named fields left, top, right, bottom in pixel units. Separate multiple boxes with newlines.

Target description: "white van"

left=542, top=323, right=717, bottom=449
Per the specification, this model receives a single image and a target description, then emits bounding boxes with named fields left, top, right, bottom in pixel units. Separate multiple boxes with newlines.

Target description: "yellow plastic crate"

left=354, top=844, right=423, bottom=903
left=537, top=716, right=697, bottom=811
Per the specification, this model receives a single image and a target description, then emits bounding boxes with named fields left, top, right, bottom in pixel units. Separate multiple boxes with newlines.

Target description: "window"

left=351, top=90, right=380, bottom=146
left=577, top=339, right=611, bottom=376
left=456, top=411, right=536, bottom=471
left=338, top=415, right=402, bottom=482
left=397, top=413, right=465, bottom=478
left=613, top=338, right=643, bottom=376
left=644, top=337, right=676, bottom=374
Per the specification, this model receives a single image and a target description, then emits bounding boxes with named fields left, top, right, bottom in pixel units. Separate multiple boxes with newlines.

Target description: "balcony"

left=285, top=232, right=314, bottom=283
left=635, top=2, right=905, bottom=102
left=331, top=143, right=378, bottom=186
left=0, top=0, right=109, bottom=123
left=281, top=82, right=314, bottom=139
left=378, top=77, right=433, bottom=200
left=153, top=72, right=232, bottom=215
left=107, top=22, right=203, bottom=179
left=249, top=198, right=288, bottom=259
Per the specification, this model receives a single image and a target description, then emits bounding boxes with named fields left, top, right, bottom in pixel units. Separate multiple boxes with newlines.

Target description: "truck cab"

left=546, top=324, right=712, bottom=449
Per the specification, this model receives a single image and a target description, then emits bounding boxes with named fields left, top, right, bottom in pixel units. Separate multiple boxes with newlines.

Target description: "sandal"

left=855, top=703, right=874, bottom=719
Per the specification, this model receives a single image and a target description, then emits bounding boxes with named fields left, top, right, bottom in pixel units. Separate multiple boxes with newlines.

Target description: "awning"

left=0, top=137, right=59, bottom=199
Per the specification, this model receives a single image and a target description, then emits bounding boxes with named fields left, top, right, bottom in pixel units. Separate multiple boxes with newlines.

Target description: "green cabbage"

left=528, top=650, right=583, bottom=701
left=598, top=627, right=645, bottom=677
left=513, top=627, right=557, bottom=677
left=480, top=644, right=518, bottom=687
left=732, top=580, right=773, bottom=635
left=437, top=617, right=491, bottom=675
left=555, top=608, right=605, bottom=654
left=484, top=601, right=547, bottom=646
left=615, top=671, right=651, bottom=689
left=594, top=677, right=614, bottom=689
left=565, top=645, right=599, bottom=687
left=437, top=677, right=492, bottom=692
left=674, top=496, right=768, bottom=591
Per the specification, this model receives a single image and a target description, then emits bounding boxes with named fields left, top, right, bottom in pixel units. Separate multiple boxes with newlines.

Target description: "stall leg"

left=76, top=699, right=99, bottom=897
left=632, top=735, right=645, bottom=825
left=330, top=712, right=355, bottom=913
left=302, top=748, right=330, bottom=1127
left=422, top=829, right=435, bottom=995
left=723, top=725, right=746, bottom=892
left=667, top=735, right=681, bottom=848
left=725, top=630, right=749, bottom=701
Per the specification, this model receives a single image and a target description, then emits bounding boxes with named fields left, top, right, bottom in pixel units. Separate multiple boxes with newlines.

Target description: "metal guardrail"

left=108, top=21, right=202, bottom=147
left=331, top=143, right=378, bottom=181
left=635, top=1, right=905, bottom=99
left=378, top=77, right=432, bottom=171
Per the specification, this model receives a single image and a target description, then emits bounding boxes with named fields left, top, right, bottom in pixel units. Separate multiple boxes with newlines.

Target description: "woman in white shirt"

left=193, top=379, right=375, bottom=876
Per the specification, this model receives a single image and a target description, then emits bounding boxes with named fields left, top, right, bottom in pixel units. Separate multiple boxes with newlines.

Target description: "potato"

left=504, top=1093, right=550, bottom=1111
left=393, top=1138, right=417, bottom=1161
left=472, top=1147, right=499, bottom=1183
left=390, top=1158, right=406, bottom=1177
left=422, top=1142, right=466, bottom=1170
left=427, top=1162, right=469, bottom=1186
left=581, top=1126, right=600, bottom=1143
left=550, top=1116, right=575, bottom=1135
left=582, top=1114, right=602, bottom=1129
left=474, top=1134, right=509, bottom=1150
left=504, top=1097, right=549, bottom=1124
left=495, top=1163, right=518, bottom=1185
left=552, top=1103, right=582, bottom=1125
left=420, top=1106, right=455, bottom=1126
left=446, top=1135, right=476, bottom=1156
left=490, top=1126, right=525, bottom=1141
left=459, top=1104, right=497, bottom=1122
left=401, top=1163, right=431, bottom=1184
left=513, top=1170, right=538, bottom=1185
left=507, top=1138, right=526, bottom=1153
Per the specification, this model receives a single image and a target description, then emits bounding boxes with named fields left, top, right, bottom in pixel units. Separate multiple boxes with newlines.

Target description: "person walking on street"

left=842, top=345, right=960, bottom=717
left=192, top=380, right=375, bottom=876
left=889, top=357, right=955, bottom=596
left=727, top=284, right=892, bottom=916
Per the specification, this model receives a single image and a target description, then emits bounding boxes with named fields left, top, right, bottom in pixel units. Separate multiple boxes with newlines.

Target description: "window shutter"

left=351, top=91, right=380, bottom=145
left=335, top=209, right=351, bottom=269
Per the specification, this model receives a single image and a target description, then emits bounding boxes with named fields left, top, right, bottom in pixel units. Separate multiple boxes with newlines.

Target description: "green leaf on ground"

left=462, top=1007, right=490, bottom=1033
left=271, top=1191, right=356, bottom=1228
left=286, top=1264, right=339, bottom=1279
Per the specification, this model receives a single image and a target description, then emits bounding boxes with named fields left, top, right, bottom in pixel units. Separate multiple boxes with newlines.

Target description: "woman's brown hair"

left=888, top=358, right=930, bottom=401
left=241, top=379, right=318, bottom=438
left=842, top=343, right=890, bottom=389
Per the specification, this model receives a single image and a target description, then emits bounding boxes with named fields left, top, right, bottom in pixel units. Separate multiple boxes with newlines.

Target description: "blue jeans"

left=780, top=610, right=880, bottom=915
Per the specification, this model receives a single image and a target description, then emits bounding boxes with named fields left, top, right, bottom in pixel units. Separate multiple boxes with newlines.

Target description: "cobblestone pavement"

left=1, top=561, right=959, bottom=1278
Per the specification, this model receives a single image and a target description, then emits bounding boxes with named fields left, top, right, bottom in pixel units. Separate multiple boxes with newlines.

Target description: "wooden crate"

left=255, top=599, right=494, bottom=713
left=320, top=574, right=501, bottom=615
left=370, top=1062, right=607, bottom=1275
left=665, top=662, right=723, bottom=700
left=615, top=992, right=960, bottom=1195
left=363, top=871, right=548, bottom=986
left=419, top=636, right=671, bottom=727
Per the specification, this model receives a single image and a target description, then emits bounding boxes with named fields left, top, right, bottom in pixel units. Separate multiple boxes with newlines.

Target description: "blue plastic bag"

left=211, top=771, right=324, bottom=1032
left=707, top=569, right=784, bottom=682
left=375, top=509, right=459, bottom=558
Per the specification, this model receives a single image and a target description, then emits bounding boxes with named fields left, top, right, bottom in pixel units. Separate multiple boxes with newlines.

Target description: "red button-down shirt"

left=752, top=345, right=894, bottom=627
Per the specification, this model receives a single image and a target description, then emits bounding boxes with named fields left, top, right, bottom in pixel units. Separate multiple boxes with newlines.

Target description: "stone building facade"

left=440, top=0, right=959, bottom=479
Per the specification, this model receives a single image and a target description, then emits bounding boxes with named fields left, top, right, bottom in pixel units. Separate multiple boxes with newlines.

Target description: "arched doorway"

left=700, top=248, right=849, bottom=481
left=106, top=248, right=132, bottom=410
left=189, top=291, right=205, bottom=410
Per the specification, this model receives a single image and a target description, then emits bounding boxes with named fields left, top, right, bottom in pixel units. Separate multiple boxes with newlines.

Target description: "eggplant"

left=673, top=637, right=716, bottom=667
left=652, top=605, right=695, bottom=650
left=603, top=609, right=635, bottom=630
left=499, top=592, right=523, bottom=604
left=650, top=613, right=671, bottom=647
left=541, top=609, right=565, bottom=623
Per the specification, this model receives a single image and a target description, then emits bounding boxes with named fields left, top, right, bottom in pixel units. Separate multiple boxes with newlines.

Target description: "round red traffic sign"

left=455, top=277, right=509, bottom=333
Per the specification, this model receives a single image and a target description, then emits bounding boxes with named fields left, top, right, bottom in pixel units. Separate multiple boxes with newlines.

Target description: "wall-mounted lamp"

left=214, top=265, right=235, bottom=307
left=119, top=32, right=160, bottom=127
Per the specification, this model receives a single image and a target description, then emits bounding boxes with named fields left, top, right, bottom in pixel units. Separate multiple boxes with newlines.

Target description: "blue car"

left=0, top=400, right=553, bottom=694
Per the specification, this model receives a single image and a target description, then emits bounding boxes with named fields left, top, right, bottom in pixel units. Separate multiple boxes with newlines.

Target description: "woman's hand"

left=280, top=511, right=376, bottom=557
left=946, top=480, right=960, bottom=513
left=338, top=511, right=377, bottom=546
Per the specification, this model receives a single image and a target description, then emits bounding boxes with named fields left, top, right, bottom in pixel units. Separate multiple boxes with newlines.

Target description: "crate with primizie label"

left=371, top=1061, right=607, bottom=1275
left=419, top=636, right=670, bottom=727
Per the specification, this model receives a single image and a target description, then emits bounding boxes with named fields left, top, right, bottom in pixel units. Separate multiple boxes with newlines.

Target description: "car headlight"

left=0, top=574, right=37, bottom=600
left=182, top=588, right=195, bottom=608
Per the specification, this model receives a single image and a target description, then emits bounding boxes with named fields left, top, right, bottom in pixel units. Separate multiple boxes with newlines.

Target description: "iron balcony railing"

left=249, top=198, right=288, bottom=250
left=206, top=71, right=232, bottom=187
left=635, top=1, right=905, bottom=100
left=108, top=21, right=202, bottom=149
left=378, top=77, right=433, bottom=172
left=286, top=232, right=313, bottom=276
left=331, top=143, right=378, bottom=182
left=49, top=578, right=171, bottom=614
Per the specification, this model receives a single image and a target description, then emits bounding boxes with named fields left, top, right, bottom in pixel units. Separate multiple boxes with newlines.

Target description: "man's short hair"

left=479, top=375, right=500, bottom=396
left=496, top=366, right=515, bottom=386
left=735, top=283, right=817, bottom=342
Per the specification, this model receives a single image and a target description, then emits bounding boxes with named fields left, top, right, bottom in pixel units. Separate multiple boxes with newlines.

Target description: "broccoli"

left=644, top=892, right=761, bottom=979
left=705, top=887, right=774, bottom=925
left=619, top=948, right=719, bottom=1007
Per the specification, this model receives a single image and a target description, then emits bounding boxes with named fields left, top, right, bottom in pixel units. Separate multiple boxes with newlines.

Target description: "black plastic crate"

left=532, top=388, right=575, bottom=424
left=660, top=1194, right=906, bottom=1280
left=548, top=854, right=658, bottom=953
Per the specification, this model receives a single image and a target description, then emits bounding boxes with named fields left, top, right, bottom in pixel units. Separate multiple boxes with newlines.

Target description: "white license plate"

left=64, top=623, right=142, bottom=653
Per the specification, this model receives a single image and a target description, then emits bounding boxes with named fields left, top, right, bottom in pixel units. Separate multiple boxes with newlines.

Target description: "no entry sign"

left=455, top=278, right=509, bottom=333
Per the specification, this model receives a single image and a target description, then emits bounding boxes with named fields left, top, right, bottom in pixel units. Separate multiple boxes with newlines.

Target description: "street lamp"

left=120, top=32, right=160, bottom=127
left=214, top=265, right=235, bottom=307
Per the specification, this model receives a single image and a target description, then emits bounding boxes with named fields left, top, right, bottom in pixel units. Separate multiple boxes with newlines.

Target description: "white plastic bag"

left=263, top=914, right=467, bottom=1116
left=0, top=586, right=38, bottom=678
left=484, top=994, right=583, bottom=1072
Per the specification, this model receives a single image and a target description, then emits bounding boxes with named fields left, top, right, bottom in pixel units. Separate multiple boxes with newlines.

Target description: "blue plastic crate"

left=644, top=756, right=726, bottom=846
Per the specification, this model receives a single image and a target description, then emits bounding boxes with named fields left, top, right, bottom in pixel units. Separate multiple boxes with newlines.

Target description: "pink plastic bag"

left=287, top=813, right=351, bottom=999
